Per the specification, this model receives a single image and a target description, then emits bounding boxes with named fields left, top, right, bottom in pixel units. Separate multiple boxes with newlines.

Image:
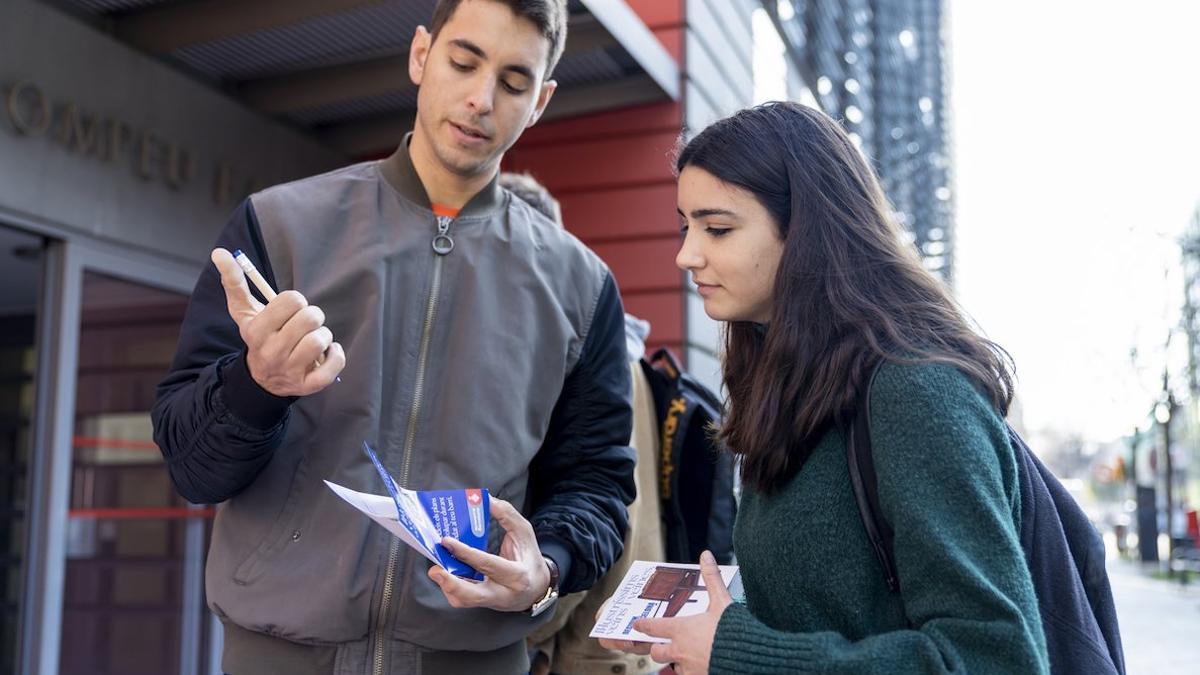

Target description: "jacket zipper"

left=373, top=213, right=455, bottom=675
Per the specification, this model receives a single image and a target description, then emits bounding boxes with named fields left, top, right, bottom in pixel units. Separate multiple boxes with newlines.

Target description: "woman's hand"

left=599, top=551, right=733, bottom=674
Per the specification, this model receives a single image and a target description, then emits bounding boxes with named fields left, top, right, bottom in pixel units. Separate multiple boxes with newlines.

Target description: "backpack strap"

left=847, top=361, right=901, bottom=593
left=647, top=347, right=682, bottom=384
left=644, top=348, right=697, bottom=562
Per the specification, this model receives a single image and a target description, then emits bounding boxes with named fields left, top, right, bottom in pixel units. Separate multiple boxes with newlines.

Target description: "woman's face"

left=676, top=166, right=784, bottom=324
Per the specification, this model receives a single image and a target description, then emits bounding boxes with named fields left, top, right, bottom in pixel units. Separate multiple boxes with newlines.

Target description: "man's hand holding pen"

left=211, top=247, right=346, bottom=396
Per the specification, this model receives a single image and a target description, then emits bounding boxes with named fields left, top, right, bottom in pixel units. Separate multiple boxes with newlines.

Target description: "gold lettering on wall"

left=164, top=143, right=192, bottom=189
left=214, top=161, right=233, bottom=206
left=103, top=120, right=130, bottom=163
left=212, top=160, right=261, bottom=207
left=5, top=81, right=51, bottom=136
left=3, top=79, right=269, bottom=206
left=58, top=102, right=101, bottom=155
left=135, top=129, right=159, bottom=180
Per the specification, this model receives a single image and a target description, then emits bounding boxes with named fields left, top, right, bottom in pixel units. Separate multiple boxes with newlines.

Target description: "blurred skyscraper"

left=762, top=0, right=956, bottom=283
left=1178, top=204, right=1200, bottom=509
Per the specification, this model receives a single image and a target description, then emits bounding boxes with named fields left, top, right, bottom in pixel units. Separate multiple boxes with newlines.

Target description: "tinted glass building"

left=763, top=0, right=956, bottom=282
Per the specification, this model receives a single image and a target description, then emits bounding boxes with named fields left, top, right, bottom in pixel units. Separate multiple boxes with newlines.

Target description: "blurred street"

left=1109, top=556, right=1200, bottom=674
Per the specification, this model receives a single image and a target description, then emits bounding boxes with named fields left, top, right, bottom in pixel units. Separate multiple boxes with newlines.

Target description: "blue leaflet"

left=361, top=442, right=489, bottom=581
left=362, top=442, right=429, bottom=553
left=419, top=488, right=490, bottom=581
left=363, top=441, right=401, bottom=503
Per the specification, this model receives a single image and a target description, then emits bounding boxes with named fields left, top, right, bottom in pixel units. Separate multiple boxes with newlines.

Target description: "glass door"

left=59, top=270, right=203, bottom=675
left=19, top=240, right=213, bottom=675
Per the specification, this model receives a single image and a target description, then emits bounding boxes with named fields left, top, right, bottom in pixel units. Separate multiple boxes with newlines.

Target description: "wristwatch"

left=529, top=556, right=560, bottom=617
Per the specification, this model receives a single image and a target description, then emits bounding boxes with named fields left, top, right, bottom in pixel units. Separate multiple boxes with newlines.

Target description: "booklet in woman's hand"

left=325, top=442, right=490, bottom=581
left=590, top=560, right=740, bottom=643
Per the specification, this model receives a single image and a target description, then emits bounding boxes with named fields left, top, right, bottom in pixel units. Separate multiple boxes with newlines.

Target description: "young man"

left=151, top=2, right=636, bottom=673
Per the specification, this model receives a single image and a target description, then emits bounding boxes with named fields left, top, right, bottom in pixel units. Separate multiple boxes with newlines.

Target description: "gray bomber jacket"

left=152, top=137, right=636, bottom=656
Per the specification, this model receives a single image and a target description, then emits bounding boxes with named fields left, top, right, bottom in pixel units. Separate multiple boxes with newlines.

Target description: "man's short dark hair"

left=430, top=0, right=569, bottom=78
left=500, top=171, right=562, bottom=226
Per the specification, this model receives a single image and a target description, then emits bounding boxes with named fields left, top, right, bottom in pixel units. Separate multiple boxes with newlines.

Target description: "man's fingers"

left=243, top=290, right=309, bottom=354
left=440, top=537, right=521, bottom=585
left=489, top=498, right=536, bottom=542
left=300, top=342, right=345, bottom=393
left=278, top=303, right=325, bottom=353
left=254, top=289, right=307, bottom=333
left=698, top=550, right=732, bottom=604
left=211, top=248, right=262, bottom=324
left=209, top=252, right=342, bottom=396
left=428, top=566, right=493, bottom=608
left=288, top=326, right=333, bottom=368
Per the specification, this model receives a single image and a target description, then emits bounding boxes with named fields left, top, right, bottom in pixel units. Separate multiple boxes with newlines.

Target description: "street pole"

left=1164, top=391, right=1177, bottom=574
left=1159, top=369, right=1178, bottom=575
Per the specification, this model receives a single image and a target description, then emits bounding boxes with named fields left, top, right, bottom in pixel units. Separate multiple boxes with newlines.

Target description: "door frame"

left=20, top=236, right=206, bottom=675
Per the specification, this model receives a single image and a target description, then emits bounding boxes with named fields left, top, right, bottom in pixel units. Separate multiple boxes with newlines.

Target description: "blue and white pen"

left=233, top=249, right=277, bottom=302
left=232, top=249, right=340, bottom=382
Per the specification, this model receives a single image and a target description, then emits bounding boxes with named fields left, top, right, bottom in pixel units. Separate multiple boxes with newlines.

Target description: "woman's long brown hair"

left=676, top=102, right=1014, bottom=494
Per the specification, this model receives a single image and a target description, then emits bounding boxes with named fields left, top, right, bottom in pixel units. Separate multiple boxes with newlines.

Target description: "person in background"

left=498, top=170, right=563, bottom=226
left=151, top=2, right=636, bottom=673
left=602, top=101, right=1049, bottom=674
left=500, top=169, right=666, bottom=675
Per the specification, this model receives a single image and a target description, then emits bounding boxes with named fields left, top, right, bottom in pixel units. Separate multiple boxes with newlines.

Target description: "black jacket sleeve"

left=529, top=272, right=637, bottom=594
left=151, top=199, right=296, bottom=504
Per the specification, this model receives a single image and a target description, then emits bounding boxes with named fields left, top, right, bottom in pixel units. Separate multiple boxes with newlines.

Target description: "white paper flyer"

left=589, top=560, right=740, bottom=643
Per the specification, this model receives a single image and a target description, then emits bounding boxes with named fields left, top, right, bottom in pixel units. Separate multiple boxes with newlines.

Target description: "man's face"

left=410, top=0, right=557, bottom=178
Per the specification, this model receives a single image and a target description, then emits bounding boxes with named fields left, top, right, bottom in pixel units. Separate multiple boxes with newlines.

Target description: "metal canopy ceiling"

left=44, top=0, right=679, bottom=156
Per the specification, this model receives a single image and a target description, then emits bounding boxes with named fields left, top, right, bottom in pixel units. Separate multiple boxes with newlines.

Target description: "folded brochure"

left=589, top=560, right=740, bottom=643
left=325, top=442, right=489, bottom=581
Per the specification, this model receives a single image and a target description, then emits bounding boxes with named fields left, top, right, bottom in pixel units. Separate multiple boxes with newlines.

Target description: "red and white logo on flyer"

left=467, top=489, right=486, bottom=536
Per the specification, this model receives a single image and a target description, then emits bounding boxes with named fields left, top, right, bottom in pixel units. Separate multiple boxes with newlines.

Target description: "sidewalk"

left=1108, top=556, right=1200, bottom=673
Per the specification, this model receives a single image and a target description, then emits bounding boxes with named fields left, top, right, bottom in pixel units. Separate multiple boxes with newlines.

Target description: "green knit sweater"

left=711, top=362, right=1049, bottom=674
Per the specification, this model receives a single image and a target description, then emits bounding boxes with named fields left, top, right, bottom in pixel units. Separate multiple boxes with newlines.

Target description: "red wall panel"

left=586, top=237, right=682, bottom=294
left=625, top=0, right=684, bottom=69
left=649, top=27, right=684, bottom=64
left=558, top=182, right=678, bottom=243
left=505, top=17, right=687, bottom=357
left=622, top=290, right=684, bottom=346
left=518, top=102, right=682, bottom=147
left=626, top=0, right=684, bottom=30
left=507, top=131, right=680, bottom=193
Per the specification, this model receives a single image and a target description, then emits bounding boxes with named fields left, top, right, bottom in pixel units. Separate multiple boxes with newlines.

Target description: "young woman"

left=601, top=102, right=1049, bottom=674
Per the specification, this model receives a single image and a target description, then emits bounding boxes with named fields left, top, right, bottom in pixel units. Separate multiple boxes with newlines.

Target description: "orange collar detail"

left=431, top=203, right=461, bottom=219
